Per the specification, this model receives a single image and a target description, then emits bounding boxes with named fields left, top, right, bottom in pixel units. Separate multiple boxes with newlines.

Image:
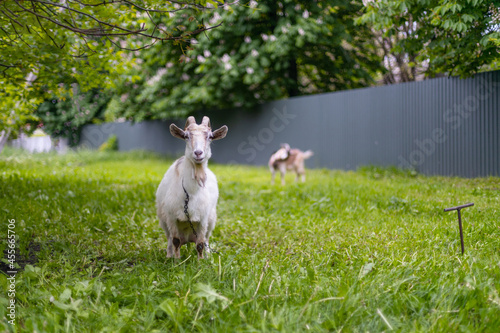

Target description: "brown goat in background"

left=269, top=143, right=313, bottom=185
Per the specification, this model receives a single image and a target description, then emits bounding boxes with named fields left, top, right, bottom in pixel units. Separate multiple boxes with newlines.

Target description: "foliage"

left=0, top=0, right=228, bottom=141
left=98, top=135, right=119, bottom=152
left=427, top=0, right=500, bottom=76
left=0, top=0, right=226, bottom=92
left=0, top=80, right=41, bottom=137
left=1, top=149, right=500, bottom=331
left=358, top=0, right=500, bottom=78
left=357, top=2, right=427, bottom=83
left=34, top=88, right=110, bottom=146
left=105, top=0, right=382, bottom=121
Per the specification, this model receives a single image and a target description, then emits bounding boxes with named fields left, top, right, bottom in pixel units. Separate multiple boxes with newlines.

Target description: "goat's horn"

left=185, top=116, right=196, bottom=129
left=201, top=116, right=211, bottom=129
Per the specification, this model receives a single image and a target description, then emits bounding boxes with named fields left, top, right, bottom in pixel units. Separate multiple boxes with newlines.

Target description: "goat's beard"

left=192, top=163, right=207, bottom=187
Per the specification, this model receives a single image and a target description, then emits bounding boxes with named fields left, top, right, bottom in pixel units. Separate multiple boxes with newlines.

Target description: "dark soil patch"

left=0, top=241, right=40, bottom=275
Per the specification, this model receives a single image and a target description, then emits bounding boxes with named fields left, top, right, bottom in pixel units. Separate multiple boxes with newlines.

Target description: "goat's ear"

left=211, top=125, right=228, bottom=141
left=170, top=123, right=186, bottom=140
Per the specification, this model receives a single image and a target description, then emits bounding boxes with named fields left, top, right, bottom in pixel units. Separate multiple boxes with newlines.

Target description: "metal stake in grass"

left=444, top=203, right=474, bottom=255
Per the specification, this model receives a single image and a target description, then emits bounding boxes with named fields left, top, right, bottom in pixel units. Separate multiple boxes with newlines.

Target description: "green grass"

left=1, top=148, right=500, bottom=332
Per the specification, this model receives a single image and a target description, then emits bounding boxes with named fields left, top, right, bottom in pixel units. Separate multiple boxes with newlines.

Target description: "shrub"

left=98, top=135, right=118, bottom=152
left=35, top=88, right=110, bottom=146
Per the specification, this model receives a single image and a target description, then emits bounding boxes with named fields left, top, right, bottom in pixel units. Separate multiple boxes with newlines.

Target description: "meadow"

left=1, top=148, right=499, bottom=332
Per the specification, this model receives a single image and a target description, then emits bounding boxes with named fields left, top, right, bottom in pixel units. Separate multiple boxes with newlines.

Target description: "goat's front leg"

left=196, top=242, right=205, bottom=259
left=279, top=165, right=286, bottom=186
left=160, top=217, right=179, bottom=258
left=167, top=235, right=182, bottom=258
left=166, top=236, right=175, bottom=258
left=195, top=221, right=209, bottom=259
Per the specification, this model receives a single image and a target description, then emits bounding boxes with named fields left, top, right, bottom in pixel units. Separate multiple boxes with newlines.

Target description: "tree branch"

left=14, top=0, right=148, bottom=36
left=68, top=0, right=193, bottom=13
left=0, top=8, right=24, bottom=27
left=30, top=0, right=66, bottom=49
left=10, top=22, right=33, bottom=49
left=13, top=0, right=223, bottom=41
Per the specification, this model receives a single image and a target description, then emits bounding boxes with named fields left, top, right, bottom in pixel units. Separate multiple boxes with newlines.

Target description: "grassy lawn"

left=1, top=148, right=500, bottom=332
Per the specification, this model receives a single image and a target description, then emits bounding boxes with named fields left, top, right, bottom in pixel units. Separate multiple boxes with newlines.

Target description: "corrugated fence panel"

left=80, top=70, right=500, bottom=177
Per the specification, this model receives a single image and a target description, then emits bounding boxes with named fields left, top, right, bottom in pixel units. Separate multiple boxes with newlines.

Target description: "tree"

left=0, top=0, right=227, bottom=148
left=35, top=86, right=110, bottom=146
left=427, top=0, right=500, bottom=76
left=1, top=0, right=225, bottom=90
left=105, top=0, right=383, bottom=121
left=0, top=76, right=40, bottom=153
left=358, top=3, right=429, bottom=84
left=358, top=0, right=500, bottom=80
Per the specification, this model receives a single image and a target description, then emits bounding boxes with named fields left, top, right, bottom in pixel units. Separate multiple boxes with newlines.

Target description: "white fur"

left=156, top=116, right=227, bottom=259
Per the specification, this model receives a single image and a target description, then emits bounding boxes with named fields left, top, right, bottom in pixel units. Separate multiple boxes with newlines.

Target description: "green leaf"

left=296, top=37, right=305, bottom=48
left=359, top=263, right=375, bottom=278
left=52, top=300, right=71, bottom=311
left=260, top=57, right=271, bottom=67
left=59, top=289, right=72, bottom=302
left=159, top=299, right=176, bottom=317
left=193, top=283, right=229, bottom=305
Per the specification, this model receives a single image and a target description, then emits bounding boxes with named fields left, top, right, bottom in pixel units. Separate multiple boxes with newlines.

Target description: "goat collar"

left=182, top=180, right=199, bottom=241
left=182, top=180, right=193, bottom=223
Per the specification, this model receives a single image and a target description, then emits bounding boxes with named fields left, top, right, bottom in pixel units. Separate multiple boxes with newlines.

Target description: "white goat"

left=156, top=116, right=228, bottom=259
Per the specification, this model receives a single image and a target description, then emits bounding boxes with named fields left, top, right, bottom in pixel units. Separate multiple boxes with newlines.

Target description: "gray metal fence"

left=81, top=70, right=500, bottom=177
